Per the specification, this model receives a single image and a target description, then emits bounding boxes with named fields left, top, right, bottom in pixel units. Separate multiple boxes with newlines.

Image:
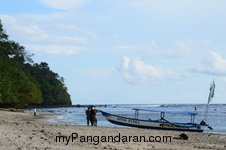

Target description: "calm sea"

left=38, top=104, right=226, bottom=134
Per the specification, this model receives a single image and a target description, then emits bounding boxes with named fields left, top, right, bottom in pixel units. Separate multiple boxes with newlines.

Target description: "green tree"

left=0, top=58, right=42, bottom=107
left=0, top=19, right=71, bottom=107
left=28, top=62, right=71, bottom=106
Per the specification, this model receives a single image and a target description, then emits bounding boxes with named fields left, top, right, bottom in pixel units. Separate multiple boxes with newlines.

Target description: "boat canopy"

left=132, top=108, right=198, bottom=116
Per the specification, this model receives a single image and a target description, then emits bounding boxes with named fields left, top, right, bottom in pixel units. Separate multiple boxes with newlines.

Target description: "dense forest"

left=0, top=20, right=71, bottom=107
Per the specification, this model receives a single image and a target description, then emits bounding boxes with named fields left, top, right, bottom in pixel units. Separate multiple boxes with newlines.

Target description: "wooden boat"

left=100, top=108, right=210, bottom=132
left=101, top=80, right=215, bottom=132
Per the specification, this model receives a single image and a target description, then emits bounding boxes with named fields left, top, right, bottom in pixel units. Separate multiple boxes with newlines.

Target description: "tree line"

left=0, top=20, right=71, bottom=107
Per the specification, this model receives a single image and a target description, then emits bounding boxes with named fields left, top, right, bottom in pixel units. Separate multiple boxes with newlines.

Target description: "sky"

left=0, top=0, right=226, bottom=104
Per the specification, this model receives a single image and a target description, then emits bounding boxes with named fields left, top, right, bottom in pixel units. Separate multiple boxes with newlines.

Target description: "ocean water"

left=38, top=104, right=226, bottom=134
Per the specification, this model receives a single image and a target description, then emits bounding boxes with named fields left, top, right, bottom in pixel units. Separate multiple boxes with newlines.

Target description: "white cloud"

left=27, top=44, right=80, bottom=55
left=40, top=0, right=89, bottom=10
left=119, top=56, right=162, bottom=84
left=2, top=15, right=88, bottom=43
left=117, top=56, right=186, bottom=85
left=192, top=51, right=226, bottom=76
left=1, top=14, right=94, bottom=55
left=164, top=40, right=213, bottom=59
left=115, top=45, right=136, bottom=51
left=1, top=15, right=44, bottom=39
left=122, top=56, right=130, bottom=69
left=54, top=36, right=87, bottom=44
left=136, top=41, right=158, bottom=59
left=165, top=40, right=197, bottom=58
left=1, top=15, right=46, bottom=41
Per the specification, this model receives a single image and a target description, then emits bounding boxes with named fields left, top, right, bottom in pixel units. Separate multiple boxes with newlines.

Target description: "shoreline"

left=35, top=106, right=226, bottom=135
left=1, top=109, right=226, bottom=149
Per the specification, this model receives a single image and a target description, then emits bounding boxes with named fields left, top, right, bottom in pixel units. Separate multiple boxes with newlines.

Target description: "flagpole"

left=204, top=100, right=210, bottom=121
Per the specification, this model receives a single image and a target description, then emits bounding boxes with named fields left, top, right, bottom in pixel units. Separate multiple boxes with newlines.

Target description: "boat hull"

left=100, top=111, right=207, bottom=132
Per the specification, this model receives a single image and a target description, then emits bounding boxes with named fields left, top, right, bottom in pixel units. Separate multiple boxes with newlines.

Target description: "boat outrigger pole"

left=204, top=79, right=215, bottom=122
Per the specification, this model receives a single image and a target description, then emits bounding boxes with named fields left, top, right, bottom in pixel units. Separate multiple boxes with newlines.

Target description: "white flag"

left=208, top=80, right=215, bottom=103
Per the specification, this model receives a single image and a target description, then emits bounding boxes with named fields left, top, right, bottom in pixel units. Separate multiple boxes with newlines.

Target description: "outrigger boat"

left=100, top=80, right=215, bottom=132
left=100, top=108, right=210, bottom=132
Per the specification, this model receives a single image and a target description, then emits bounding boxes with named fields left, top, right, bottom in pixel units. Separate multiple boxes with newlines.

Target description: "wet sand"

left=0, top=108, right=225, bottom=150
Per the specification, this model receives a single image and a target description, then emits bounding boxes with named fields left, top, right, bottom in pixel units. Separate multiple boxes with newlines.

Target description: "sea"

left=37, top=104, right=226, bottom=134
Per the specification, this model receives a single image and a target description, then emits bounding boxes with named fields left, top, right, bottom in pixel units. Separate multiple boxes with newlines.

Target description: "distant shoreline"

left=0, top=104, right=108, bottom=109
left=2, top=103, right=225, bottom=109
left=27, top=103, right=226, bottom=109
left=26, top=104, right=108, bottom=108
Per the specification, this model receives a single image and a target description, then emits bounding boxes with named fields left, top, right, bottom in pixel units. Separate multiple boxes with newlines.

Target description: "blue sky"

left=1, top=0, right=226, bottom=104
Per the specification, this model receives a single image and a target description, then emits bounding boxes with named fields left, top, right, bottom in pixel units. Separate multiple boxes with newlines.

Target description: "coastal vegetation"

left=0, top=20, right=71, bottom=107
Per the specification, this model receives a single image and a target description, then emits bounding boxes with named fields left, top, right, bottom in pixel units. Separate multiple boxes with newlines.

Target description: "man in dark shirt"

left=86, top=107, right=91, bottom=126
left=90, top=106, right=96, bottom=126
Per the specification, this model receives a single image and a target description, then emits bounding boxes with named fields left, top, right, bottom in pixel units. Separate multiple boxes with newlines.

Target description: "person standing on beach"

left=90, top=106, right=96, bottom=126
left=86, top=107, right=91, bottom=126
left=33, top=108, right=37, bottom=116
left=93, top=108, right=99, bottom=126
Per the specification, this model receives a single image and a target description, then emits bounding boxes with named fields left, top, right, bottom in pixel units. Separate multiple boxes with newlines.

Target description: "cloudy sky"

left=1, top=0, right=226, bottom=104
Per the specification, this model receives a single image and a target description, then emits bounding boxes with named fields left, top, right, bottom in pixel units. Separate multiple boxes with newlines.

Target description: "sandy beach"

left=0, top=109, right=225, bottom=150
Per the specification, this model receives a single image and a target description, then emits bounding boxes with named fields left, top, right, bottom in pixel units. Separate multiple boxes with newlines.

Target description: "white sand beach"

left=0, top=109, right=225, bottom=150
